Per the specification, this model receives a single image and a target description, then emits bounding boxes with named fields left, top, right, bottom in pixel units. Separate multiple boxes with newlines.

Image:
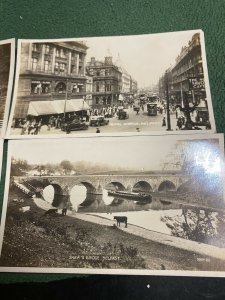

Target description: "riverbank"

left=0, top=192, right=225, bottom=273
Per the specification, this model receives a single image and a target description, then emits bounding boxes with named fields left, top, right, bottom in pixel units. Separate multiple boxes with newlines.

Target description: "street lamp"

left=63, top=79, right=69, bottom=120
left=165, top=70, right=172, bottom=131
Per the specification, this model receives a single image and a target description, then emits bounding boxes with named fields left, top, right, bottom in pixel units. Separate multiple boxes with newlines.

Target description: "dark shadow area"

left=0, top=275, right=225, bottom=300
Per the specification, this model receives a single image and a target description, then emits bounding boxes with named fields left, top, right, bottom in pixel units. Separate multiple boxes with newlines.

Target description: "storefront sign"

left=188, top=77, right=205, bottom=90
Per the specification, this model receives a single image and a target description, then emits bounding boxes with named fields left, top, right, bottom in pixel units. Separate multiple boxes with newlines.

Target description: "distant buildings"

left=86, top=55, right=138, bottom=107
left=159, top=33, right=206, bottom=106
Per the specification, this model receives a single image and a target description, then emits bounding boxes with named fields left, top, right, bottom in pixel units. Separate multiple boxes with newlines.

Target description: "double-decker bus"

left=147, top=95, right=158, bottom=116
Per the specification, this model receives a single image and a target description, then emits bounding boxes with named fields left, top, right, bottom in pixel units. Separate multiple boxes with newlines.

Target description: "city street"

left=10, top=105, right=178, bottom=136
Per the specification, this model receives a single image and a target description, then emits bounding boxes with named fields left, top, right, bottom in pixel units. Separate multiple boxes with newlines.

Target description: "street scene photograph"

left=7, top=30, right=215, bottom=138
left=0, top=39, right=14, bottom=138
left=0, top=134, right=225, bottom=275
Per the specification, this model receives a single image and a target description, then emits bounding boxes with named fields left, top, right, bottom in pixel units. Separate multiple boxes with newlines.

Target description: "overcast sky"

left=10, top=136, right=178, bottom=171
left=81, top=30, right=200, bottom=88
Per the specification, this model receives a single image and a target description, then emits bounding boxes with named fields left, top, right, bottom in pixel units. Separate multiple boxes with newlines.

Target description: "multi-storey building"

left=14, top=41, right=88, bottom=119
left=121, top=68, right=131, bottom=95
left=159, top=33, right=206, bottom=106
left=130, top=77, right=138, bottom=95
left=86, top=56, right=122, bottom=106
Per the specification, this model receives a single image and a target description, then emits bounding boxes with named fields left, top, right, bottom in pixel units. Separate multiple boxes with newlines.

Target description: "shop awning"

left=27, top=101, right=58, bottom=116
left=69, top=98, right=90, bottom=111
left=27, top=99, right=90, bottom=116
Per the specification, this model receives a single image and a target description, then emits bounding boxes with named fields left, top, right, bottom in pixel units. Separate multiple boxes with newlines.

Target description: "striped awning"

left=28, top=99, right=90, bottom=116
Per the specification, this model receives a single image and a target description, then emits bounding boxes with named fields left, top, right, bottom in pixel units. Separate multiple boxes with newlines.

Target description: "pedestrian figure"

left=136, top=128, right=140, bottom=132
left=96, top=127, right=100, bottom=133
left=162, top=117, right=166, bottom=127
left=136, top=107, right=140, bottom=115
left=177, top=117, right=183, bottom=130
left=62, top=208, right=67, bottom=216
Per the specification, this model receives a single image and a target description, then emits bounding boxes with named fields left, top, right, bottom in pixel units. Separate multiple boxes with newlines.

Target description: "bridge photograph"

left=0, top=134, right=225, bottom=275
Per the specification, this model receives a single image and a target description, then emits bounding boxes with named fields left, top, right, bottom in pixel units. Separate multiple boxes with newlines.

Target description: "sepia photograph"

left=6, top=30, right=215, bottom=139
left=0, top=134, right=224, bottom=276
left=0, top=39, right=15, bottom=138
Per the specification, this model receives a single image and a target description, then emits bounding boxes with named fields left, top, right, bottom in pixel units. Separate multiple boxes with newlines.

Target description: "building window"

left=44, top=60, right=49, bottom=72
left=55, top=82, right=66, bottom=93
left=100, top=69, right=105, bottom=76
left=96, top=97, right=99, bottom=104
left=60, top=49, right=66, bottom=58
left=71, top=65, right=76, bottom=74
left=55, top=62, right=59, bottom=72
left=32, top=43, right=39, bottom=51
left=45, top=45, right=50, bottom=54
left=96, top=70, right=100, bottom=76
left=96, top=82, right=100, bottom=92
left=31, top=81, right=51, bottom=94
left=60, top=63, right=66, bottom=74
left=56, top=49, right=60, bottom=57
left=31, top=58, right=38, bottom=71
left=105, top=82, right=111, bottom=92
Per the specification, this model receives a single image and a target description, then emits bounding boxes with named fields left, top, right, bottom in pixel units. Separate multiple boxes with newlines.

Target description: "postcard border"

left=0, top=38, right=15, bottom=139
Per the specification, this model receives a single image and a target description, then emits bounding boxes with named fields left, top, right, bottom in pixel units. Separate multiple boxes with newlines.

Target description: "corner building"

left=86, top=57, right=122, bottom=107
left=14, top=41, right=88, bottom=119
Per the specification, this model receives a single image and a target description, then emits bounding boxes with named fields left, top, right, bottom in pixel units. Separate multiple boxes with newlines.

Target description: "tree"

left=161, top=208, right=218, bottom=245
left=11, top=158, right=31, bottom=176
left=60, top=160, right=74, bottom=175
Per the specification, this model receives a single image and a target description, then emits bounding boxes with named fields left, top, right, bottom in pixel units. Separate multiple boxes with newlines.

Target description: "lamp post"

left=165, top=70, right=172, bottom=131
left=63, top=79, right=69, bottom=120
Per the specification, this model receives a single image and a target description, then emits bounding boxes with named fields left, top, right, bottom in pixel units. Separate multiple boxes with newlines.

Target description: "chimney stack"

left=105, top=56, right=112, bottom=65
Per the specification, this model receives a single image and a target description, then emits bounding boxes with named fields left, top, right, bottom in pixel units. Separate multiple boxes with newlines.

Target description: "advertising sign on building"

left=188, top=77, right=205, bottom=90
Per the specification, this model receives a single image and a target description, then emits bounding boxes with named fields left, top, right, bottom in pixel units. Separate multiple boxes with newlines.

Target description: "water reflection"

left=43, top=184, right=179, bottom=213
left=43, top=185, right=54, bottom=204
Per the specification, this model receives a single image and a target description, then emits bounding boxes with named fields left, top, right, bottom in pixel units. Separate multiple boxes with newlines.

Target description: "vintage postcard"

left=0, top=134, right=224, bottom=276
left=0, top=39, right=15, bottom=138
left=6, top=30, right=215, bottom=139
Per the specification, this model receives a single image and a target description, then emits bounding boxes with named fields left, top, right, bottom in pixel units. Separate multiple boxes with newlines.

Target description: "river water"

left=42, top=184, right=182, bottom=234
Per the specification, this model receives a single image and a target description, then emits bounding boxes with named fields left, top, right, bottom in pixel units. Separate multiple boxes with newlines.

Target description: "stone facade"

left=86, top=56, right=122, bottom=107
left=159, top=33, right=206, bottom=106
left=14, top=41, right=88, bottom=119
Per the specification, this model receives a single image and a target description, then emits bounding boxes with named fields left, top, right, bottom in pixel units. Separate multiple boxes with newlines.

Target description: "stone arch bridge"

left=16, top=173, right=190, bottom=199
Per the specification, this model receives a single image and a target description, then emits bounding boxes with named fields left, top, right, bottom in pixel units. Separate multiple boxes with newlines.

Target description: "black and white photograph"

left=0, top=39, right=15, bottom=138
left=0, top=134, right=224, bottom=276
left=6, top=30, right=215, bottom=139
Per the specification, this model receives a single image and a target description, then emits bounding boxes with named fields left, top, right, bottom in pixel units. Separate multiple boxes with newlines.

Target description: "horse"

left=114, top=216, right=128, bottom=228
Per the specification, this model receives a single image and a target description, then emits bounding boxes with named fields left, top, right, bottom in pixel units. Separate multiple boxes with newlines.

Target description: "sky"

left=10, top=136, right=177, bottom=171
left=81, top=30, right=199, bottom=88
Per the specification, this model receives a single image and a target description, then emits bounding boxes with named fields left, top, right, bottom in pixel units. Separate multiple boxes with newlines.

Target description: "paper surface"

left=6, top=30, right=215, bottom=139
left=0, top=134, right=224, bottom=276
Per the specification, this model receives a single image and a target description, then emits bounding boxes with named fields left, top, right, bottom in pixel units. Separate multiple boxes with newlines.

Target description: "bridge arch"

left=79, top=181, right=98, bottom=194
left=177, top=180, right=191, bottom=193
left=158, top=180, right=176, bottom=192
left=43, top=183, right=65, bottom=207
left=105, top=181, right=126, bottom=191
left=132, top=181, right=153, bottom=193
